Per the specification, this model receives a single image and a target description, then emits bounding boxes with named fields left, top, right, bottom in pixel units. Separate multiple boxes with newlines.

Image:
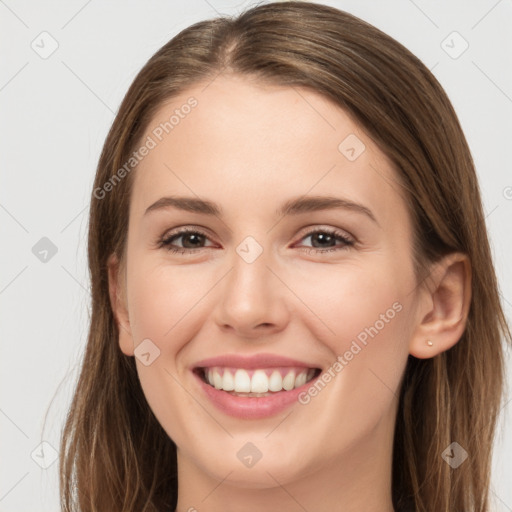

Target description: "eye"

left=295, top=227, right=354, bottom=253
left=158, top=226, right=354, bottom=255
left=158, top=227, right=215, bottom=254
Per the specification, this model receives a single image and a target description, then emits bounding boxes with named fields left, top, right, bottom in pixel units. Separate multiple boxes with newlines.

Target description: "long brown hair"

left=59, top=2, right=511, bottom=511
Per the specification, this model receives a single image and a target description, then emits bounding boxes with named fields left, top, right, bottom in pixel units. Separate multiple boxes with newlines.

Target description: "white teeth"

left=268, top=370, right=283, bottom=392
left=294, top=371, right=307, bottom=388
left=251, top=370, right=269, bottom=393
left=213, top=370, right=223, bottom=390
left=222, top=369, right=235, bottom=391
left=282, top=370, right=295, bottom=391
left=203, top=367, right=317, bottom=394
left=233, top=369, right=251, bottom=392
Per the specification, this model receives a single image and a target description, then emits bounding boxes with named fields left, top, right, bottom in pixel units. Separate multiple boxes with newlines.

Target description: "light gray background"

left=1, top=0, right=511, bottom=510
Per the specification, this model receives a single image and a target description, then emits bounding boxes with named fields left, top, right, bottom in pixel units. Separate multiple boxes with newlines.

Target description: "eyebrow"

left=144, top=195, right=378, bottom=225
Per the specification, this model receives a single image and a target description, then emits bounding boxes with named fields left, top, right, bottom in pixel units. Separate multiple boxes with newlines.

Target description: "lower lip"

left=193, top=370, right=318, bottom=420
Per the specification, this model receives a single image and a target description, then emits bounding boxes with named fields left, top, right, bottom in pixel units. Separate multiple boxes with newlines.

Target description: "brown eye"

left=159, top=228, right=214, bottom=253
left=296, top=228, right=354, bottom=253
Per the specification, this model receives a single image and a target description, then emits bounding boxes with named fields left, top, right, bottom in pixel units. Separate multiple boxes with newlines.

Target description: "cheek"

left=291, top=258, right=412, bottom=415
left=125, top=259, right=208, bottom=443
left=127, top=259, right=205, bottom=347
left=287, top=264, right=411, bottom=447
left=290, top=258, right=408, bottom=351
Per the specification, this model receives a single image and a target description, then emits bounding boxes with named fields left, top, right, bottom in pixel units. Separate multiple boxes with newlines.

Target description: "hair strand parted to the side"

left=60, top=2, right=511, bottom=511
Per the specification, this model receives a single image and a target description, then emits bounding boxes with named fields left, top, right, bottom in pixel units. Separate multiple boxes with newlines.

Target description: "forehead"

left=130, top=74, right=408, bottom=227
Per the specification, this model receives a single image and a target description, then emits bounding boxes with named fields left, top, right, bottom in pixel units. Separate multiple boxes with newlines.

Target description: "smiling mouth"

left=194, top=366, right=322, bottom=397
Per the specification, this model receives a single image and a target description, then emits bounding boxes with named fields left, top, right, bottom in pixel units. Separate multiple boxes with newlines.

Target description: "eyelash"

left=158, top=226, right=355, bottom=255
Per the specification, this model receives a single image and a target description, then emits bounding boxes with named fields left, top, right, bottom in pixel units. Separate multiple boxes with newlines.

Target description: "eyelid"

left=294, top=224, right=355, bottom=243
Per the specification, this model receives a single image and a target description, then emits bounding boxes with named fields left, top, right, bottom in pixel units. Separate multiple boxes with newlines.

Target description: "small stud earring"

left=426, top=340, right=433, bottom=346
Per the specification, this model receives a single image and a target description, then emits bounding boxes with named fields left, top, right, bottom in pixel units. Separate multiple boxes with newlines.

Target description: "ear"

left=409, top=252, right=472, bottom=359
left=107, top=253, right=135, bottom=357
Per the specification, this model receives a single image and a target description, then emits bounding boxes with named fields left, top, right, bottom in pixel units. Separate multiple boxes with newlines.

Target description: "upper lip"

left=193, top=353, right=321, bottom=370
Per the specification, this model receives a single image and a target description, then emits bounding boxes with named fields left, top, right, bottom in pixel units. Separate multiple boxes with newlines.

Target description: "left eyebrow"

left=144, top=194, right=379, bottom=226
left=277, top=195, right=379, bottom=226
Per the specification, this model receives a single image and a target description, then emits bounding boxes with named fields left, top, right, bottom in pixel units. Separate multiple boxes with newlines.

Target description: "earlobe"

left=409, top=253, right=472, bottom=359
left=107, top=253, right=135, bottom=357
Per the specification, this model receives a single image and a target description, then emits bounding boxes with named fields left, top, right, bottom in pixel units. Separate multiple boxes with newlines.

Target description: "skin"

left=108, top=74, right=471, bottom=512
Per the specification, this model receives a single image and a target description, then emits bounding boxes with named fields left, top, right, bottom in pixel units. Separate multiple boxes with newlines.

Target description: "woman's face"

left=113, top=74, right=422, bottom=490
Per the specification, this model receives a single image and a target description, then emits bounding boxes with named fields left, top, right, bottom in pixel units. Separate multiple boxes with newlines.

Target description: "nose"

left=212, top=244, right=290, bottom=339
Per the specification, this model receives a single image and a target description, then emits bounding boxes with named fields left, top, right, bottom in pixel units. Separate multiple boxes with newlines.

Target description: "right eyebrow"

left=144, top=196, right=221, bottom=216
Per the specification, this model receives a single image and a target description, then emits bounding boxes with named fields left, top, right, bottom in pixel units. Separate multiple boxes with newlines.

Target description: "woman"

left=59, top=2, right=511, bottom=511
